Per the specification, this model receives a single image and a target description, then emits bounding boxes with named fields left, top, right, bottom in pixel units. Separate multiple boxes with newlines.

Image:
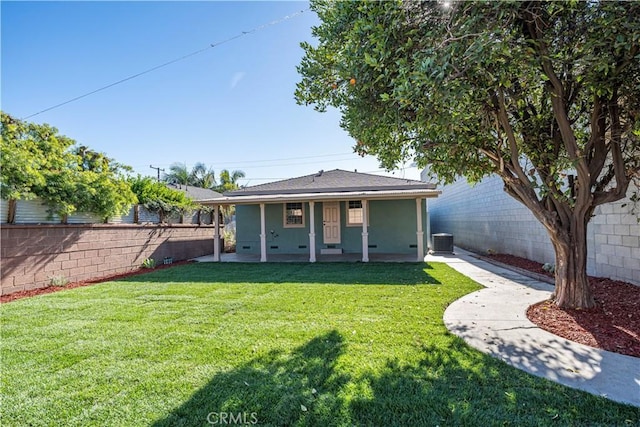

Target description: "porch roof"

left=225, top=169, right=435, bottom=196
left=200, top=188, right=440, bottom=206
left=200, top=168, right=439, bottom=205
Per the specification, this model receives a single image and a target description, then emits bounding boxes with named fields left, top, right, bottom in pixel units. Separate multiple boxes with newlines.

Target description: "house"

left=200, top=169, right=440, bottom=262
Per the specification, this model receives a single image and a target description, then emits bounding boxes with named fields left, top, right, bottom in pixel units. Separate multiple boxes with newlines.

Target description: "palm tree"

left=216, top=169, right=246, bottom=193
left=163, top=162, right=218, bottom=189
left=163, top=162, right=189, bottom=185
left=216, top=169, right=246, bottom=226
left=189, top=162, right=217, bottom=189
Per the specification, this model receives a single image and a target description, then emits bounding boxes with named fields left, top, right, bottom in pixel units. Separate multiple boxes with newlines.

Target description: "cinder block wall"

left=1, top=224, right=215, bottom=295
left=428, top=175, right=639, bottom=286
left=589, top=193, right=640, bottom=284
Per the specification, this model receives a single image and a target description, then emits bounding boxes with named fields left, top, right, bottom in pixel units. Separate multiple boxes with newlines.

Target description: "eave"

left=200, top=188, right=441, bottom=206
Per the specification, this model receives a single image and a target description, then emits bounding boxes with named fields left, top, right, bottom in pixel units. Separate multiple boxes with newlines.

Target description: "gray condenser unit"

left=432, top=233, right=454, bottom=253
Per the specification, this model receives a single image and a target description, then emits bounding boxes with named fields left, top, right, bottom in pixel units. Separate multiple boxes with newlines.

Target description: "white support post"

left=416, top=198, right=425, bottom=261
left=213, top=204, right=220, bottom=262
left=425, top=198, right=431, bottom=252
left=309, top=201, right=316, bottom=262
left=259, top=203, right=267, bottom=262
left=361, top=199, right=369, bottom=262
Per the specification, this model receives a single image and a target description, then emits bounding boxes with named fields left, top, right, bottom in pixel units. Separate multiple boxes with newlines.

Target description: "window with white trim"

left=284, top=202, right=305, bottom=227
left=347, top=200, right=364, bottom=226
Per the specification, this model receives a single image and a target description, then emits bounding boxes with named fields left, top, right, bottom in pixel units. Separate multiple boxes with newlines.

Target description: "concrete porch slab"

left=192, top=252, right=423, bottom=263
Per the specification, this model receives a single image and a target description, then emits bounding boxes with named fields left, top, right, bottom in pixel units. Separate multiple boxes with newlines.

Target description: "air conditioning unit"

left=432, top=233, right=454, bottom=253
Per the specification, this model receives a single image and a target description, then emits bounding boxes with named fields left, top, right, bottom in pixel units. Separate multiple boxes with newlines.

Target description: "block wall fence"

left=426, top=173, right=640, bottom=286
left=1, top=224, right=216, bottom=295
left=0, top=199, right=215, bottom=225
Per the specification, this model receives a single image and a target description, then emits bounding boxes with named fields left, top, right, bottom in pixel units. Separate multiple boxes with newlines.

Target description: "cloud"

left=230, top=71, right=246, bottom=90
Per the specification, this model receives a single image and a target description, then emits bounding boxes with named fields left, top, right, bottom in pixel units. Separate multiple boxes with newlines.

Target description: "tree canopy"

left=1, top=111, right=64, bottom=201
left=163, top=163, right=246, bottom=194
left=1, top=112, right=136, bottom=222
left=163, top=162, right=220, bottom=190
left=216, top=169, right=246, bottom=193
left=296, top=1, right=640, bottom=308
left=129, top=175, right=196, bottom=222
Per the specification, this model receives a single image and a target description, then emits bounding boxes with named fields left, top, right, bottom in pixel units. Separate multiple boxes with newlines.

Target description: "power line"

left=236, top=166, right=419, bottom=183
left=140, top=157, right=359, bottom=172
left=208, top=152, right=355, bottom=165
left=22, top=8, right=308, bottom=120
left=127, top=152, right=357, bottom=170
left=223, top=157, right=359, bottom=170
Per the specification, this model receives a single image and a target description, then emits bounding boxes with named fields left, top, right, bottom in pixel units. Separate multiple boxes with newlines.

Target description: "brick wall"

left=428, top=175, right=639, bottom=286
left=1, top=224, right=216, bottom=295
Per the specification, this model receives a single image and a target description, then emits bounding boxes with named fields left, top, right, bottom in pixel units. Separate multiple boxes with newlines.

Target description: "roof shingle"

left=166, top=183, right=223, bottom=201
left=226, top=169, right=435, bottom=196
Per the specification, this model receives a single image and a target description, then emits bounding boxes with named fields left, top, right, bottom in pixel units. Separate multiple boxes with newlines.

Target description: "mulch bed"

left=488, top=254, right=640, bottom=358
left=0, top=260, right=194, bottom=304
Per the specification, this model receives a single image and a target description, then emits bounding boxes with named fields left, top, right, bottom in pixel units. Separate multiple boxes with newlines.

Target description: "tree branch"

left=586, top=97, right=608, bottom=187
left=522, top=3, right=592, bottom=214
left=494, top=89, right=531, bottom=186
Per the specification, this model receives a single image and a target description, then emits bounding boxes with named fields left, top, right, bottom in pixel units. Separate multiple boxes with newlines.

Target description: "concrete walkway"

left=428, top=248, right=640, bottom=408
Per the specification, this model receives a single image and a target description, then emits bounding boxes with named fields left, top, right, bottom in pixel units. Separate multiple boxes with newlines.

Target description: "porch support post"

left=259, top=203, right=267, bottom=262
left=416, top=198, right=425, bottom=261
left=309, top=201, right=316, bottom=262
left=425, top=198, right=431, bottom=252
left=213, top=204, right=221, bottom=262
left=361, top=199, right=369, bottom=262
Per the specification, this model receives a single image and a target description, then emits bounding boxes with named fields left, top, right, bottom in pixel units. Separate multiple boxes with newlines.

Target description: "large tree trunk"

left=548, top=215, right=595, bottom=309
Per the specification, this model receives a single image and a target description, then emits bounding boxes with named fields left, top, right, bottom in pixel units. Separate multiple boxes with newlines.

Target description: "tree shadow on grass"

left=118, top=262, right=441, bottom=286
left=349, top=339, right=638, bottom=426
left=152, top=332, right=637, bottom=427
left=152, top=330, right=350, bottom=427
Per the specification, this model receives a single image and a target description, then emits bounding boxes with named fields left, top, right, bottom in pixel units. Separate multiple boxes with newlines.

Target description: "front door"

left=323, top=201, right=341, bottom=244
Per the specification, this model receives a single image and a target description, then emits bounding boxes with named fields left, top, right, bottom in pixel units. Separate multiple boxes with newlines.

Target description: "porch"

left=193, top=252, right=425, bottom=263
left=199, top=169, right=441, bottom=264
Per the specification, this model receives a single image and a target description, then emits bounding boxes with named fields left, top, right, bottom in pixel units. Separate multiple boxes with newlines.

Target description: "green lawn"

left=1, top=262, right=637, bottom=426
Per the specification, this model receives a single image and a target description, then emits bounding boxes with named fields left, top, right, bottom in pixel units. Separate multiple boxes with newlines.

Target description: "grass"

left=1, top=262, right=637, bottom=426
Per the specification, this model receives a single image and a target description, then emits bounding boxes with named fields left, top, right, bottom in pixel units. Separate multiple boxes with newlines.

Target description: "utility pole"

left=150, top=165, right=164, bottom=181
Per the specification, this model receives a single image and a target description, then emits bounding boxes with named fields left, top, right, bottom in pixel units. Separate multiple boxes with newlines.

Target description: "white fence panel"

left=138, top=207, right=160, bottom=223
left=67, top=212, right=102, bottom=224
left=1, top=199, right=219, bottom=226
left=109, top=207, right=135, bottom=224
left=14, top=199, right=59, bottom=224
left=0, top=199, right=8, bottom=223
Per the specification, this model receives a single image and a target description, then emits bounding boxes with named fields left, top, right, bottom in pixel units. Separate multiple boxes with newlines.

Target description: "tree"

left=0, top=112, right=49, bottom=202
left=296, top=1, right=640, bottom=309
left=129, top=175, right=196, bottom=223
left=215, top=169, right=246, bottom=224
left=1, top=112, right=136, bottom=222
left=163, top=162, right=190, bottom=185
left=163, top=162, right=218, bottom=189
left=34, top=143, right=136, bottom=222
left=72, top=146, right=137, bottom=222
left=1, top=112, right=72, bottom=221
left=189, top=162, right=217, bottom=189
left=216, top=169, right=246, bottom=193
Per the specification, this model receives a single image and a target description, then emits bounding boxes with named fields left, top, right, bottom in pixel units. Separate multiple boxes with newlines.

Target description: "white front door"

left=323, top=201, right=341, bottom=244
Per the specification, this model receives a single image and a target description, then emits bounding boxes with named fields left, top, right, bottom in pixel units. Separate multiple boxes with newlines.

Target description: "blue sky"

left=2, top=1, right=421, bottom=185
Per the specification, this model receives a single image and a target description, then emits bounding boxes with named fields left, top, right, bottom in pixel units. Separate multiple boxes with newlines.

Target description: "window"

left=347, top=200, right=364, bottom=226
left=284, top=202, right=305, bottom=227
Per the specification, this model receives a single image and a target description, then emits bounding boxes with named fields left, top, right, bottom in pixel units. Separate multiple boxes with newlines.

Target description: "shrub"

left=141, top=258, right=156, bottom=269
left=48, top=275, right=69, bottom=287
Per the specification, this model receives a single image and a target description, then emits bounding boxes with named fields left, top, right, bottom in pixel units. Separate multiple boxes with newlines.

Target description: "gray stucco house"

left=201, top=169, right=439, bottom=262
